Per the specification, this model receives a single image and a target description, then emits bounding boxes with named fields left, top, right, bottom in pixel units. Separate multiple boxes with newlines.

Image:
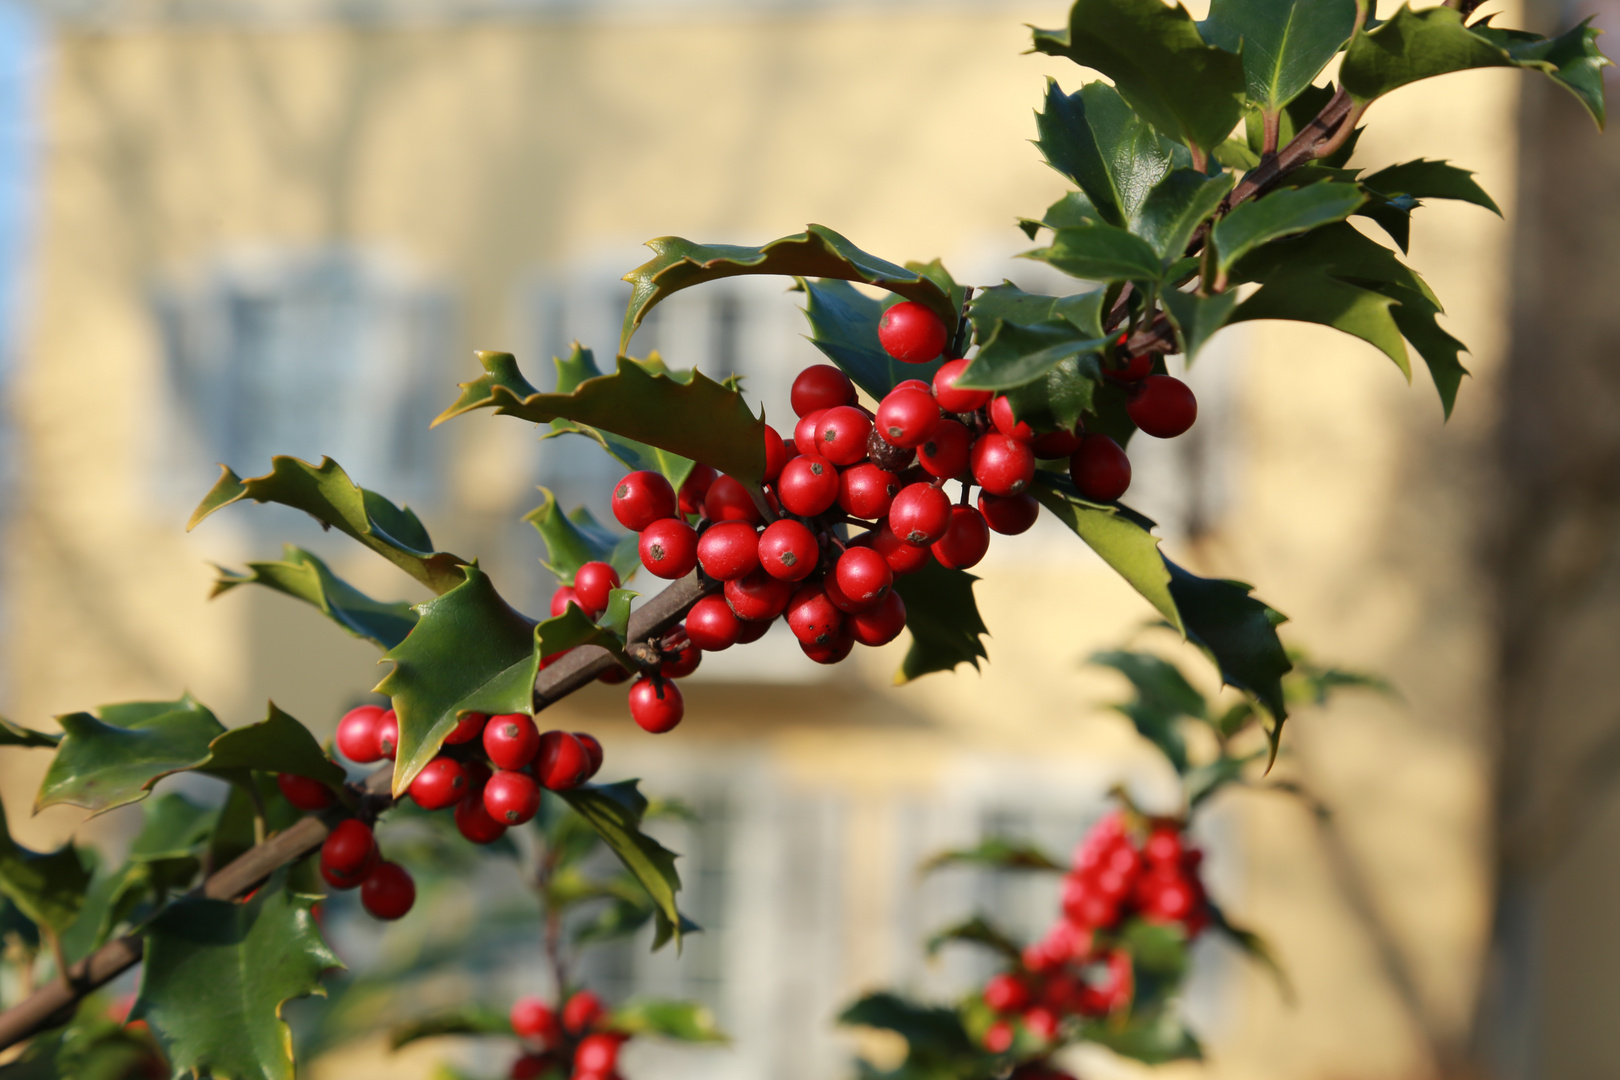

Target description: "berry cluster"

left=975, top=812, right=1207, bottom=1054
left=509, top=991, right=627, bottom=1080
left=275, top=702, right=607, bottom=921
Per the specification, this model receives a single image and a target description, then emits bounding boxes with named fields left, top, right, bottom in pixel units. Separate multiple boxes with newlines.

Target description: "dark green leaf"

left=1389, top=299, right=1470, bottom=418
left=1211, top=183, right=1366, bottom=273
left=1032, top=0, right=1247, bottom=154
left=1356, top=193, right=1415, bottom=253
left=377, top=565, right=540, bottom=796
left=1186, top=752, right=1255, bottom=806
left=1136, top=169, right=1234, bottom=262
left=1082, top=1008, right=1202, bottom=1063
left=0, top=716, right=59, bottom=749
left=1200, top=0, right=1358, bottom=111
left=923, top=915, right=1025, bottom=963
left=890, top=563, right=989, bottom=684
left=189, top=457, right=468, bottom=595
left=919, top=838, right=1063, bottom=874
left=838, top=993, right=978, bottom=1059
left=0, top=798, right=90, bottom=934
left=1228, top=269, right=1410, bottom=375
left=1030, top=482, right=1178, bottom=627
left=958, top=319, right=1109, bottom=392
left=799, top=279, right=944, bottom=401
left=1025, top=223, right=1165, bottom=283
left=966, top=282, right=1105, bottom=347
left=1120, top=917, right=1190, bottom=978
left=558, top=780, right=694, bottom=951
left=1003, top=354, right=1102, bottom=434
left=1161, top=289, right=1241, bottom=361
left=388, top=1005, right=511, bottom=1050
left=1018, top=190, right=1107, bottom=240
left=1090, top=649, right=1208, bottom=772
left=1207, top=900, right=1293, bottom=1000
left=37, top=697, right=226, bottom=816
left=436, top=351, right=766, bottom=488
left=1341, top=6, right=1610, bottom=127
left=569, top=895, right=656, bottom=946
left=535, top=346, right=698, bottom=491
left=1033, top=81, right=1182, bottom=227
left=611, top=999, right=729, bottom=1043
left=535, top=597, right=633, bottom=670
left=204, top=703, right=346, bottom=789
left=131, top=872, right=342, bottom=1080
left=1360, top=158, right=1501, bottom=216
left=621, top=225, right=956, bottom=351
left=906, top=258, right=969, bottom=318
left=523, top=489, right=640, bottom=585
left=209, top=774, right=302, bottom=870
left=212, top=545, right=419, bottom=651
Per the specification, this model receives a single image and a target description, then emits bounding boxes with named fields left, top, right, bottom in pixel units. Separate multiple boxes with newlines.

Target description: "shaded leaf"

left=1136, top=169, right=1234, bottom=262
left=388, top=1005, right=510, bottom=1050
left=0, top=798, right=90, bottom=934
left=523, top=488, right=640, bottom=585
left=558, top=780, right=694, bottom=951
left=1390, top=299, right=1470, bottom=418
left=610, top=999, right=729, bottom=1043
left=1091, top=649, right=1208, bottom=772
left=890, top=563, right=989, bottom=684
left=0, top=716, right=59, bottom=749
left=1161, top=289, right=1241, bottom=361
left=1211, top=183, right=1367, bottom=274
left=1360, top=158, right=1501, bottom=216
left=1082, top=1007, right=1202, bottom=1063
left=212, top=545, right=419, bottom=651
left=37, top=697, right=227, bottom=816
left=1186, top=751, right=1257, bottom=806
left=204, top=703, right=347, bottom=790
left=1120, top=916, right=1190, bottom=978
left=924, top=915, right=1025, bottom=963
left=838, top=993, right=978, bottom=1059
left=1024, top=223, right=1165, bottom=283
left=1030, top=482, right=1178, bottom=629
left=966, top=282, right=1105, bottom=347
left=959, top=319, right=1109, bottom=392
left=1200, top=0, right=1358, bottom=111
left=1004, top=353, right=1102, bottom=434
left=919, top=838, right=1063, bottom=874
left=210, top=774, right=303, bottom=871
left=535, top=598, right=633, bottom=670
left=1033, top=80, right=1182, bottom=227
left=799, top=278, right=945, bottom=401
left=541, top=347, right=700, bottom=492
left=1229, top=269, right=1410, bottom=375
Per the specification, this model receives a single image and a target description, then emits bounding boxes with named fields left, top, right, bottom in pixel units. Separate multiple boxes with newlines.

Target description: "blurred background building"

left=0, top=0, right=1616, bottom=1078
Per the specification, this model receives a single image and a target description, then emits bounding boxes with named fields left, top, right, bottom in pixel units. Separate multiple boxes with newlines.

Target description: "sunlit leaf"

left=212, top=545, right=419, bottom=651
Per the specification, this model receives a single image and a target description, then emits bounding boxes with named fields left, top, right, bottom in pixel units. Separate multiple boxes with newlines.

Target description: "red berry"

left=791, top=364, right=855, bottom=417
left=838, top=463, right=900, bottom=520
left=785, top=584, right=843, bottom=646
left=484, top=770, right=542, bottom=825
left=1030, top=427, right=1084, bottom=459
left=776, top=455, right=840, bottom=516
left=276, top=773, right=334, bottom=812
left=321, top=819, right=377, bottom=882
left=611, top=471, right=677, bottom=531
left=360, top=861, right=415, bottom=920
left=971, top=434, right=1036, bottom=497
left=639, top=518, right=699, bottom=579
left=794, top=409, right=828, bottom=457
left=978, top=492, right=1040, bottom=535
left=677, top=463, right=717, bottom=517
left=893, top=378, right=933, bottom=395
left=686, top=594, right=742, bottom=650
left=563, top=990, right=606, bottom=1034
left=1106, top=350, right=1155, bottom=382
left=1022, top=1006, right=1060, bottom=1041
left=1144, top=826, right=1183, bottom=866
left=823, top=568, right=879, bottom=614
left=702, top=475, right=759, bottom=525
left=816, top=406, right=874, bottom=466
left=800, top=632, right=855, bottom=665
left=871, top=521, right=934, bottom=574
left=763, top=425, right=791, bottom=482
left=736, top=617, right=772, bottom=644
left=509, top=1054, right=550, bottom=1080
left=374, top=710, right=399, bottom=761
left=1145, top=877, right=1197, bottom=922
left=537, top=730, right=592, bottom=791
left=989, top=396, right=1033, bottom=441
left=758, top=519, right=820, bottom=581
left=573, top=732, right=604, bottom=779
left=443, top=711, right=486, bottom=745
left=574, top=1032, right=622, bottom=1074
left=932, top=506, right=991, bottom=569
left=409, top=757, right=469, bottom=811
left=917, top=419, right=972, bottom=480
left=888, top=483, right=953, bottom=545
left=1127, top=375, right=1197, bottom=438
left=573, top=562, right=621, bottom=617
left=1069, top=435, right=1131, bottom=502
left=724, top=569, right=795, bottom=622
left=847, top=591, right=907, bottom=646
left=984, top=973, right=1031, bottom=1013
left=628, top=677, right=684, bottom=733
left=511, top=997, right=561, bottom=1046
left=335, top=705, right=385, bottom=764
left=455, top=795, right=507, bottom=844
left=984, top=1020, right=1014, bottom=1054
left=697, top=521, right=761, bottom=581
left=550, top=585, right=581, bottom=618
left=482, top=713, right=539, bottom=770
left=877, top=301, right=948, bottom=363
left=835, top=546, right=893, bottom=607
left=660, top=637, right=703, bottom=678
left=876, top=388, right=941, bottom=449
left=933, top=357, right=992, bottom=413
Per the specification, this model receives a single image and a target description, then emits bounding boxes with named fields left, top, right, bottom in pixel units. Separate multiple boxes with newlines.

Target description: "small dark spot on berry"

left=781, top=552, right=797, bottom=566
left=649, top=542, right=666, bottom=561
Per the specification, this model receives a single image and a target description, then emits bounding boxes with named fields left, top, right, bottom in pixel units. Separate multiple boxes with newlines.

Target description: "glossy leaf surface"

left=891, top=563, right=989, bottom=684
left=212, top=545, right=418, bottom=651
left=799, top=278, right=945, bottom=401
left=558, top=780, right=694, bottom=950
left=0, top=798, right=89, bottom=933
left=1199, top=0, right=1358, bottom=110
left=1034, top=80, right=1182, bottom=227
left=524, top=489, right=640, bottom=585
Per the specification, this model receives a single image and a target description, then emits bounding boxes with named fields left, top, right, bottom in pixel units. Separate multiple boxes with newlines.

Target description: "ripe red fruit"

left=932, top=506, right=991, bottom=569
left=511, top=997, right=562, bottom=1046
left=800, top=632, right=855, bottom=665
left=984, top=1020, right=1014, bottom=1054
left=888, top=483, right=953, bottom=545
left=536, top=730, right=592, bottom=791
left=484, top=713, right=541, bottom=770
left=835, top=546, right=893, bottom=607
left=1144, top=826, right=1183, bottom=866
left=979, top=492, right=1040, bottom=535
left=932, top=357, right=992, bottom=413
left=816, top=406, right=874, bottom=466
left=725, top=569, right=795, bottom=622
left=697, top=520, right=761, bottom=581
left=984, top=973, right=1031, bottom=1013
left=484, top=770, right=542, bottom=825
left=574, top=1032, right=622, bottom=1074
left=443, top=711, right=486, bottom=745
left=703, top=475, right=762, bottom=525
left=549, top=586, right=580, bottom=617
left=455, top=795, right=507, bottom=844
left=877, top=300, right=948, bottom=363
left=786, top=584, right=844, bottom=646
left=335, top=704, right=385, bottom=764
left=871, top=521, right=934, bottom=574
left=686, top=594, right=742, bottom=650
left=573, top=732, right=604, bottom=778
left=1127, top=375, right=1197, bottom=438
left=971, top=434, right=1037, bottom=497
left=794, top=409, right=827, bottom=456
left=776, top=455, right=840, bottom=516
left=321, top=819, right=377, bottom=883
left=990, top=396, right=1034, bottom=441
left=893, top=378, right=932, bottom=394
left=361, top=861, right=415, bottom=920
left=758, top=519, right=820, bottom=581
left=917, top=419, right=972, bottom=480
left=736, top=617, right=772, bottom=644
left=763, top=424, right=791, bottom=482
left=639, top=518, right=699, bottom=579
left=876, top=387, right=941, bottom=448
left=1022, top=1005, right=1060, bottom=1041
left=628, top=676, right=684, bottom=733
left=660, top=636, right=703, bottom=678
left=611, top=471, right=678, bottom=531
left=409, top=757, right=469, bottom=811
left=791, top=364, right=855, bottom=416
left=822, top=568, right=878, bottom=614
left=573, top=562, right=620, bottom=618
left=848, top=591, right=907, bottom=646
left=838, top=463, right=900, bottom=520
left=276, top=773, right=334, bottom=812
left=563, top=990, right=606, bottom=1034
left=374, top=709, right=399, bottom=761
left=1070, top=435, right=1131, bottom=502
left=1030, top=427, right=1084, bottom=459
left=677, top=463, right=717, bottom=516
left=509, top=1053, right=551, bottom=1080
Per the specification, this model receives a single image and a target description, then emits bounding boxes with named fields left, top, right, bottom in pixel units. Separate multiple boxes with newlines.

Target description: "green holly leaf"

left=890, top=563, right=989, bottom=684
left=1121, top=916, right=1191, bottom=978
left=535, top=595, right=634, bottom=668
left=924, top=915, right=1025, bottom=963
left=1161, top=289, right=1241, bottom=361
left=1341, top=6, right=1610, bottom=127
left=37, top=697, right=226, bottom=816
left=919, top=838, right=1063, bottom=874
left=0, top=716, right=59, bottom=748
left=557, top=780, right=695, bottom=951
left=1211, top=183, right=1367, bottom=274
left=1207, top=900, right=1293, bottom=999
left=621, top=225, right=957, bottom=351
left=1032, top=0, right=1247, bottom=155
left=838, top=993, right=979, bottom=1060
left=958, top=319, right=1110, bottom=392
left=905, top=257, right=970, bottom=319
left=1229, top=268, right=1409, bottom=375
left=1033, top=80, right=1183, bottom=227
left=131, top=872, right=342, bottom=1080
left=1090, top=650, right=1209, bottom=772
left=209, top=774, right=302, bottom=871
left=1360, top=158, right=1501, bottom=216
left=1136, top=169, right=1234, bottom=262
left=0, top=797, right=90, bottom=934
left=1082, top=1008, right=1202, bottom=1063
left=203, top=703, right=346, bottom=790
left=610, top=999, right=729, bottom=1043
left=436, top=350, right=765, bottom=487
left=1001, top=354, right=1102, bottom=434
left=1024, top=222, right=1166, bottom=283
left=189, top=457, right=468, bottom=595
left=966, top=283, right=1106, bottom=347
left=1031, top=483, right=1177, bottom=624
left=388, top=1005, right=511, bottom=1050
left=1018, top=190, right=1107, bottom=240
left=212, top=545, right=419, bottom=651
left=1199, top=0, right=1358, bottom=112
left=523, top=488, right=640, bottom=585
left=1390, top=299, right=1470, bottom=419
left=376, top=565, right=541, bottom=796
left=799, top=279, right=945, bottom=401
left=539, top=347, right=701, bottom=492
